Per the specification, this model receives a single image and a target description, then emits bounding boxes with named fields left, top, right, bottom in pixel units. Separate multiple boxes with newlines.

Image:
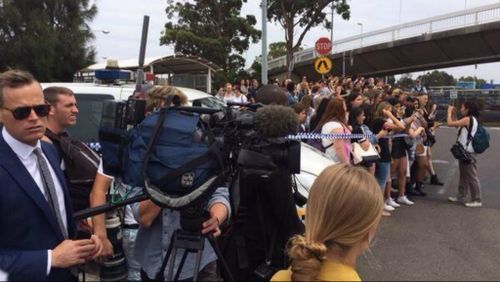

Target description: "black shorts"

left=392, top=139, right=407, bottom=159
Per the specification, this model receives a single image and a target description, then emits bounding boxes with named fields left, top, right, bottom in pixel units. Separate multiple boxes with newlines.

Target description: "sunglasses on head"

left=1, top=104, right=51, bottom=120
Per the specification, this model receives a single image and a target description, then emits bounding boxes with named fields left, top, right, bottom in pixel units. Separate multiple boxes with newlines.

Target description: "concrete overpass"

left=268, top=3, right=500, bottom=81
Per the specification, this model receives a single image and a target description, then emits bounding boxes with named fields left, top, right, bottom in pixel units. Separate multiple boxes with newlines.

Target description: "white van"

left=40, top=82, right=333, bottom=198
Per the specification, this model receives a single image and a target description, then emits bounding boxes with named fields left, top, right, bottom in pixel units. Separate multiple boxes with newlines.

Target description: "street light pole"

left=357, top=22, right=363, bottom=48
left=261, top=0, right=268, bottom=85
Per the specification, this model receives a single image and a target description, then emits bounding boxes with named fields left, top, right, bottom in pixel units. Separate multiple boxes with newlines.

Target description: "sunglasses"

left=1, top=104, right=51, bottom=120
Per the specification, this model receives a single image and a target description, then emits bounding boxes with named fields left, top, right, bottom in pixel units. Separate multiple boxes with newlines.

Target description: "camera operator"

left=127, top=86, right=231, bottom=281
left=90, top=162, right=142, bottom=280
left=223, top=85, right=304, bottom=281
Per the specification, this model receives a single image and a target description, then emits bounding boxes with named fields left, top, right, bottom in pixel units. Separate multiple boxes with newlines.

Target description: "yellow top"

left=271, top=260, right=361, bottom=282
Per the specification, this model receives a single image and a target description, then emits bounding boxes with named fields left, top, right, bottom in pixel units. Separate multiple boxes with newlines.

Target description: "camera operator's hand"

left=89, top=234, right=103, bottom=260
left=202, top=215, right=221, bottom=237
left=96, top=237, right=114, bottom=263
left=202, top=203, right=228, bottom=237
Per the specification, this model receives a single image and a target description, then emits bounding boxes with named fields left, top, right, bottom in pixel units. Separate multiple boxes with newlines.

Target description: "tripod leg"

left=167, top=247, right=179, bottom=281
left=156, top=233, right=176, bottom=280
left=207, top=234, right=235, bottom=282
left=174, top=250, right=189, bottom=281
left=192, top=249, right=203, bottom=282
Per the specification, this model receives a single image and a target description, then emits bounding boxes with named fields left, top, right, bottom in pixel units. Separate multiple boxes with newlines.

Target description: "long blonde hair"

left=288, top=164, right=383, bottom=281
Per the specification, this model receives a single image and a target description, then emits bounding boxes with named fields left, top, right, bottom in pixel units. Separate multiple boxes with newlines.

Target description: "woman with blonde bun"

left=272, top=164, right=384, bottom=281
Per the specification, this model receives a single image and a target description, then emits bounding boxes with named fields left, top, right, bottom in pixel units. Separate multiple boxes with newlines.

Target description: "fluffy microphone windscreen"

left=254, top=105, right=299, bottom=138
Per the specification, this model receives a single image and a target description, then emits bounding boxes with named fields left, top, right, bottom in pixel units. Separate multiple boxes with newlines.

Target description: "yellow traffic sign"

left=314, top=57, right=332, bottom=74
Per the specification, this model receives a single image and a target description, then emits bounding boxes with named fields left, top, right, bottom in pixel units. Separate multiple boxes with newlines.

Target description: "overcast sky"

left=89, top=0, right=500, bottom=83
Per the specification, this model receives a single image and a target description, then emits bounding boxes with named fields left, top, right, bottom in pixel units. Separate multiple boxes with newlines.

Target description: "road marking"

left=432, top=160, right=450, bottom=164
left=440, top=126, right=500, bottom=131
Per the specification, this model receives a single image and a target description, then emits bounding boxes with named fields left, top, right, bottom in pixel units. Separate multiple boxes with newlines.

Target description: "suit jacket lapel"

left=0, top=135, right=64, bottom=241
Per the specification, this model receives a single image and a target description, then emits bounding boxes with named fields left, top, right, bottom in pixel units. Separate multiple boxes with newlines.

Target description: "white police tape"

left=287, top=132, right=409, bottom=140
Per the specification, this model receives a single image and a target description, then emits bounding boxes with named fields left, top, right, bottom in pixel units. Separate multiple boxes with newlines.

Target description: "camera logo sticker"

left=181, top=172, right=195, bottom=188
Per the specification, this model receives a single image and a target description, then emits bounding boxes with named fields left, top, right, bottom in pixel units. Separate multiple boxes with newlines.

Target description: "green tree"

left=250, top=59, right=262, bottom=80
left=0, top=0, right=97, bottom=81
left=397, top=73, right=413, bottom=89
left=267, top=0, right=350, bottom=78
left=268, top=41, right=304, bottom=60
left=418, top=70, right=456, bottom=87
left=268, top=42, right=287, bottom=60
left=161, top=0, right=261, bottom=85
left=387, top=75, right=396, bottom=86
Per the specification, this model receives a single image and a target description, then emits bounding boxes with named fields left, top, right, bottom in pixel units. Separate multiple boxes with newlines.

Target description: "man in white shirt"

left=412, top=79, right=427, bottom=94
left=0, top=69, right=102, bottom=281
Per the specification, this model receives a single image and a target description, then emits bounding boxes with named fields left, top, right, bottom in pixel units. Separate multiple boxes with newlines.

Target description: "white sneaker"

left=384, top=203, right=395, bottom=212
left=448, top=197, right=465, bottom=203
left=385, top=197, right=401, bottom=208
left=464, top=201, right=482, bottom=208
left=397, top=196, right=414, bottom=206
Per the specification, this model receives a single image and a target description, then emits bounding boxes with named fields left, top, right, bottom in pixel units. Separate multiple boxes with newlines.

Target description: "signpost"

left=450, top=89, right=458, bottom=99
left=314, top=57, right=333, bottom=75
left=315, top=37, right=332, bottom=55
left=314, top=37, right=333, bottom=76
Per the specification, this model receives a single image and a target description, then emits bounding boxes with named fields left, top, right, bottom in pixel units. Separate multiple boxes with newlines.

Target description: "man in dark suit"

left=0, top=69, right=102, bottom=281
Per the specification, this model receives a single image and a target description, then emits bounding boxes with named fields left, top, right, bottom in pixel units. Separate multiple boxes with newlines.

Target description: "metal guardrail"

left=429, top=89, right=500, bottom=123
left=268, top=3, right=500, bottom=71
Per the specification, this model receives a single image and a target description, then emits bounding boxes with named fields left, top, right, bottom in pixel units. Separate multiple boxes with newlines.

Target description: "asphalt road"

left=357, top=126, right=500, bottom=281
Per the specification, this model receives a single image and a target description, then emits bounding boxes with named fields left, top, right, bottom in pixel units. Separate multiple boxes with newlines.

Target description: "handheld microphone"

left=254, top=105, right=299, bottom=139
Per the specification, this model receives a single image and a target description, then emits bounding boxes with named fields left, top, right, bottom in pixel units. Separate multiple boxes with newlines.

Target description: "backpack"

left=45, top=131, right=100, bottom=212
left=306, top=128, right=333, bottom=153
left=467, top=117, right=490, bottom=154
left=100, top=106, right=223, bottom=209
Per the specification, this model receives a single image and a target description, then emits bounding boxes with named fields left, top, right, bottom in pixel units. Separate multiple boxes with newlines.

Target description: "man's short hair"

left=0, top=69, right=36, bottom=107
left=255, top=85, right=287, bottom=106
left=43, top=86, right=74, bottom=105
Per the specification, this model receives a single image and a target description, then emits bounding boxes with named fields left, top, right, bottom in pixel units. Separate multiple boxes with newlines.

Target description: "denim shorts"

left=375, top=161, right=391, bottom=190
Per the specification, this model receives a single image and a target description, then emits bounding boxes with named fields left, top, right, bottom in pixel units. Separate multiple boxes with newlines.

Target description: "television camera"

left=74, top=97, right=302, bottom=281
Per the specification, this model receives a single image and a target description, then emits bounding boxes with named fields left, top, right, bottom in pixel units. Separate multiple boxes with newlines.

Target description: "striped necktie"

left=33, top=147, right=68, bottom=238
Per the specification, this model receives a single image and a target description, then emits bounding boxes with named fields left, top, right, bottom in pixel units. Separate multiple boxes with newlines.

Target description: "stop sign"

left=315, top=37, right=332, bottom=55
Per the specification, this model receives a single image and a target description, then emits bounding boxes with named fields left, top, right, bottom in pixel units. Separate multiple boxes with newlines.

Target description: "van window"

left=67, top=94, right=114, bottom=142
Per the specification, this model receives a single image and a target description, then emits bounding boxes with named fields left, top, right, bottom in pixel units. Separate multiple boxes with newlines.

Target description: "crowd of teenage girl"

left=276, top=75, right=448, bottom=217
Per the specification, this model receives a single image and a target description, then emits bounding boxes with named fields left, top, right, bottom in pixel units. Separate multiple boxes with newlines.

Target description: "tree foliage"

left=267, top=0, right=350, bottom=78
left=0, top=0, right=97, bottom=81
left=397, top=73, right=414, bottom=89
left=268, top=41, right=303, bottom=60
left=161, top=0, right=261, bottom=84
left=418, top=70, right=456, bottom=87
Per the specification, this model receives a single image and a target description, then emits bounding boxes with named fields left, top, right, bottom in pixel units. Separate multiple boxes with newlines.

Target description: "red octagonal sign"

left=315, top=37, right=332, bottom=55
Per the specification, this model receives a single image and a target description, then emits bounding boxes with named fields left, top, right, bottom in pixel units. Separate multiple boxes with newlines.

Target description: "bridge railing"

left=268, top=3, right=500, bottom=71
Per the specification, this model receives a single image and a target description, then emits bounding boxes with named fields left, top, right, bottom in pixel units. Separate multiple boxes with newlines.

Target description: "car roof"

left=40, top=82, right=213, bottom=101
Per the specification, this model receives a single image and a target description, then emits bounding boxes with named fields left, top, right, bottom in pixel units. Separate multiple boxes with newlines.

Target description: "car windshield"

left=67, top=94, right=113, bottom=142
left=191, top=96, right=226, bottom=110
left=71, top=93, right=226, bottom=143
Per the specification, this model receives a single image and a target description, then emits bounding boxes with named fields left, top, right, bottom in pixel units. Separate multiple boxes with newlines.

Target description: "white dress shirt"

left=2, top=128, right=68, bottom=275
